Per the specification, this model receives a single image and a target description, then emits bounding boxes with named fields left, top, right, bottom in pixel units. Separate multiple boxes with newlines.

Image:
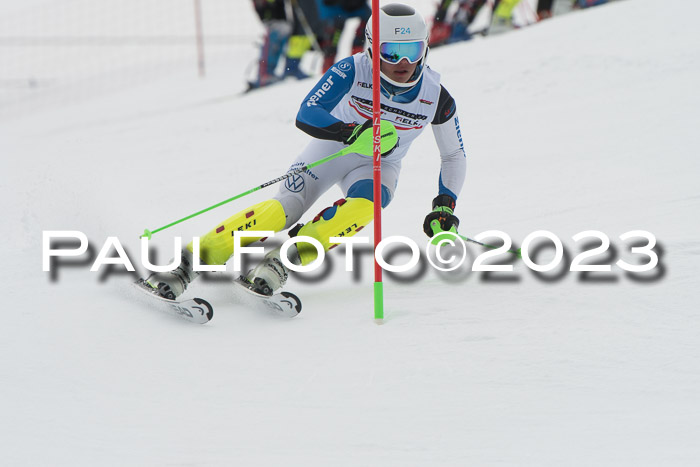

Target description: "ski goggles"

left=378, top=40, right=426, bottom=64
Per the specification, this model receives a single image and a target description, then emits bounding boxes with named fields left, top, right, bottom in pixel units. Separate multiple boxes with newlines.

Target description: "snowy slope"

left=2, top=0, right=700, bottom=465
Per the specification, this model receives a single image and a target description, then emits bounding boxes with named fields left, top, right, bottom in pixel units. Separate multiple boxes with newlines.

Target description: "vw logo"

left=285, top=174, right=305, bottom=193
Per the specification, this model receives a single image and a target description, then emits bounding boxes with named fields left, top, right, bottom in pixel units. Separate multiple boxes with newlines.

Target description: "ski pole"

left=141, top=121, right=398, bottom=239
left=429, top=220, right=522, bottom=257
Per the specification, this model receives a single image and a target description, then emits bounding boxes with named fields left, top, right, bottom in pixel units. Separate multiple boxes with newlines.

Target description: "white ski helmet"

left=365, top=4, right=429, bottom=90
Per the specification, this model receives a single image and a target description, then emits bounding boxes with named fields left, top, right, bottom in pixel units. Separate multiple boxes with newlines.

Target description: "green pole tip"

left=141, top=229, right=152, bottom=240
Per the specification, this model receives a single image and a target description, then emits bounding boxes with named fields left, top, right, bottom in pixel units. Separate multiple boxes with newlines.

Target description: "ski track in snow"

left=2, top=0, right=700, bottom=465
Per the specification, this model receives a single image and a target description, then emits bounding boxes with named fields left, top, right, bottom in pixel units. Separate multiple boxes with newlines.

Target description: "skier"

left=142, top=3, right=467, bottom=299
left=250, top=0, right=310, bottom=89
left=536, top=0, right=554, bottom=19
left=492, top=0, right=522, bottom=26
left=315, top=0, right=371, bottom=72
left=429, top=0, right=497, bottom=47
left=572, top=0, right=608, bottom=9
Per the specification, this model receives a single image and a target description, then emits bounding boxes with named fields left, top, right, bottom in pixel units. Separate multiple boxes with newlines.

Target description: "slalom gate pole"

left=371, top=0, right=384, bottom=324
left=141, top=122, right=398, bottom=239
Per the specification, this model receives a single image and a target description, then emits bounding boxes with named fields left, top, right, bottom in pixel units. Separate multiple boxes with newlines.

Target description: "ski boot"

left=141, top=249, right=199, bottom=300
left=243, top=245, right=300, bottom=296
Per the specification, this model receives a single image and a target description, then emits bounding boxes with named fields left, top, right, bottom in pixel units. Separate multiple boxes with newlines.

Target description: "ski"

left=230, top=277, right=302, bottom=318
left=132, top=280, right=214, bottom=324
left=244, top=78, right=281, bottom=93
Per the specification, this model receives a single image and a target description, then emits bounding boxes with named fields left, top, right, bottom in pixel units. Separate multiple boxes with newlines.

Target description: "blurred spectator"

left=492, top=0, right=522, bottom=25
left=573, top=0, right=608, bottom=8
left=251, top=0, right=290, bottom=88
left=315, top=0, right=370, bottom=72
left=428, top=0, right=614, bottom=49
left=250, top=0, right=312, bottom=90
left=537, top=0, right=554, bottom=19
left=430, top=0, right=498, bottom=47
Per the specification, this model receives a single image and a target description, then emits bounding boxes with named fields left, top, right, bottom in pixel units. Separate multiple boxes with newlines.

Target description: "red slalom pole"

left=371, top=0, right=384, bottom=323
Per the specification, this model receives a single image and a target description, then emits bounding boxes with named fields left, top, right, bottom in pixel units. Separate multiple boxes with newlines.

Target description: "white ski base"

left=230, top=279, right=302, bottom=318
left=132, top=281, right=214, bottom=324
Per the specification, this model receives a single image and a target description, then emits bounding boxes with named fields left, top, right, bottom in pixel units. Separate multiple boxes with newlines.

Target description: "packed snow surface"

left=2, top=0, right=699, bottom=465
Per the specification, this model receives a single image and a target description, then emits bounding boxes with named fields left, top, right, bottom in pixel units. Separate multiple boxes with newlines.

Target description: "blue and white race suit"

left=274, top=52, right=467, bottom=228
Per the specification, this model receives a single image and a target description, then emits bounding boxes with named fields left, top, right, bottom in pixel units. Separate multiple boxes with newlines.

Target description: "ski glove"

left=423, top=194, right=460, bottom=237
left=341, top=119, right=373, bottom=145
left=340, top=120, right=397, bottom=157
